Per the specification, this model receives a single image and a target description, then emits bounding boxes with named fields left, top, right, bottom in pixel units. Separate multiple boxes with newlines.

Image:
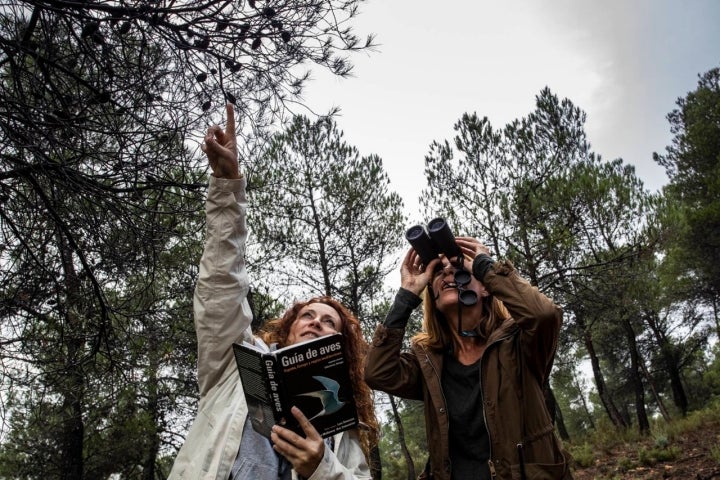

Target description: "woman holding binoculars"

left=364, top=220, right=573, bottom=480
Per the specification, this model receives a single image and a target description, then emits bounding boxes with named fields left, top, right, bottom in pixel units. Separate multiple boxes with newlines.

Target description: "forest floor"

left=570, top=412, right=720, bottom=480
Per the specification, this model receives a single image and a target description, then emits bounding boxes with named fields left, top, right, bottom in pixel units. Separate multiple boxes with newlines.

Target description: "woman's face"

left=430, top=256, right=489, bottom=312
left=286, top=302, right=344, bottom=346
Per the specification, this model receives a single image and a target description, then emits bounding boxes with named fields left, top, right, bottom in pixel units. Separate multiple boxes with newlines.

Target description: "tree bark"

left=142, top=330, right=161, bottom=480
left=59, top=235, right=86, bottom=480
left=645, top=311, right=688, bottom=416
left=573, top=374, right=596, bottom=431
left=389, top=395, right=416, bottom=480
left=639, top=358, right=671, bottom=422
left=623, top=318, right=650, bottom=435
left=582, top=320, right=628, bottom=428
left=547, top=385, right=570, bottom=441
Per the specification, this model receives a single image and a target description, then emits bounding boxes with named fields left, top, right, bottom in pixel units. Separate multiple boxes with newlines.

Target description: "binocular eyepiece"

left=405, top=217, right=462, bottom=266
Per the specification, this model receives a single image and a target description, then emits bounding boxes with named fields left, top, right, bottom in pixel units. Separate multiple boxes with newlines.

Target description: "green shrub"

left=710, top=444, right=720, bottom=464
left=616, top=456, right=636, bottom=472
left=663, top=399, right=720, bottom=441
left=569, top=442, right=595, bottom=468
left=589, top=418, right=641, bottom=452
left=637, top=445, right=681, bottom=466
left=652, top=433, right=669, bottom=449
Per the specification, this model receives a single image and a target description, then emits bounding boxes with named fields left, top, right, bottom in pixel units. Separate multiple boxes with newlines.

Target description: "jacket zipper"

left=488, top=459, right=497, bottom=478
left=421, top=329, right=516, bottom=480
left=478, top=353, right=495, bottom=479
left=480, top=331, right=515, bottom=479
left=423, top=350, right=450, bottom=478
left=517, top=442, right=528, bottom=480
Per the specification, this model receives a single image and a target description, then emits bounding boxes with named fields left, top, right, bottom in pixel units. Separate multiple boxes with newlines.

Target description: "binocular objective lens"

left=405, top=225, right=425, bottom=241
left=427, top=218, right=447, bottom=234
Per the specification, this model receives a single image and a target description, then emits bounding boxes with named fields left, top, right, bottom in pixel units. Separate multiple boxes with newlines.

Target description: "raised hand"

left=201, top=103, right=240, bottom=179
left=401, top=248, right=440, bottom=296
left=455, top=237, right=491, bottom=259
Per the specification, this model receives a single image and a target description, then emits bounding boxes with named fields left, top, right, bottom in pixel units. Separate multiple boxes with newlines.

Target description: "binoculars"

left=405, top=217, right=479, bottom=331
left=405, top=217, right=477, bottom=303
left=405, top=217, right=463, bottom=266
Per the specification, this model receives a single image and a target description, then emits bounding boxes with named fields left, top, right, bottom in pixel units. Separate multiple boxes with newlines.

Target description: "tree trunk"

left=547, top=385, right=570, bottom=441
left=574, top=374, right=595, bottom=431
left=582, top=321, right=628, bottom=428
left=142, top=331, right=161, bottom=480
left=59, top=236, right=85, bottom=480
left=389, top=395, right=416, bottom=480
left=714, top=296, right=720, bottom=340
left=369, top=445, right=382, bottom=480
left=639, top=359, right=671, bottom=422
left=623, top=318, right=650, bottom=435
left=60, top=364, right=85, bottom=480
left=645, top=311, right=689, bottom=416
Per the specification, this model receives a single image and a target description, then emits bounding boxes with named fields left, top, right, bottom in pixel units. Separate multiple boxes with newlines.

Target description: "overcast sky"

left=301, top=1, right=720, bottom=219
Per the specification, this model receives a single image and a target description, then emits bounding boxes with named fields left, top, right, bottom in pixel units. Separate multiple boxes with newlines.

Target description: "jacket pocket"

left=510, top=461, right=568, bottom=480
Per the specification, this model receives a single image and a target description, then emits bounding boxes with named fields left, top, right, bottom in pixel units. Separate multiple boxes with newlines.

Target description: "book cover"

left=232, top=333, right=359, bottom=439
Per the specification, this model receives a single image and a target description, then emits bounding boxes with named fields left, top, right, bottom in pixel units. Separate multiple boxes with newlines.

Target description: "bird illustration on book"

left=296, top=375, right=346, bottom=421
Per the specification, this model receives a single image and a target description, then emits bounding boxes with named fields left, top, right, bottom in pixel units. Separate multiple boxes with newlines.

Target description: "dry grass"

left=569, top=401, right=720, bottom=480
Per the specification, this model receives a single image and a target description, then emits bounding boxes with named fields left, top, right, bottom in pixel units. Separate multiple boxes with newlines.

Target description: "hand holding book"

left=271, top=406, right=326, bottom=479
left=232, top=333, right=359, bottom=439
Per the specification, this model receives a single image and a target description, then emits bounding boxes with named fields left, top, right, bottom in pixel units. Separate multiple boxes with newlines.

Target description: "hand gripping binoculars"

left=405, top=218, right=478, bottom=308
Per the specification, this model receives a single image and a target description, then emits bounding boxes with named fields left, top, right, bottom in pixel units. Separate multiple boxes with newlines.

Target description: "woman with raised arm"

left=169, top=104, right=378, bottom=480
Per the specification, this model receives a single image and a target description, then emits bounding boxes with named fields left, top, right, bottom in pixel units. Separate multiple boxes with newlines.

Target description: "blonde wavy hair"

left=412, top=284, right=511, bottom=352
left=259, top=296, right=380, bottom=463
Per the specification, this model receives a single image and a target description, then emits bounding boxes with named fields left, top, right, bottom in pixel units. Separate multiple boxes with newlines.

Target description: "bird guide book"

left=232, top=333, right=358, bottom=439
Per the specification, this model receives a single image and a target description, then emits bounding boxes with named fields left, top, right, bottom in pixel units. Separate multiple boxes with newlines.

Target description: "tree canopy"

left=654, top=67, right=720, bottom=309
left=0, top=1, right=376, bottom=477
left=246, top=114, right=405, bottom=322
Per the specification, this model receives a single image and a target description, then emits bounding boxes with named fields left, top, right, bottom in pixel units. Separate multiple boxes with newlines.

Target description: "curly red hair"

left=259, top=296, right=379, bottom=462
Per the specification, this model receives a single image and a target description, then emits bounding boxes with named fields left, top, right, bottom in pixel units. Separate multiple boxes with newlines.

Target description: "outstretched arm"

left=364, top=247, right=434, bottom=400
left=194, top=104, right=253, bottom=397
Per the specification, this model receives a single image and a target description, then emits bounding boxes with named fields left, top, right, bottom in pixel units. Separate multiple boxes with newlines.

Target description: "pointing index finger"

left=225, top=103, right=235, bottom=137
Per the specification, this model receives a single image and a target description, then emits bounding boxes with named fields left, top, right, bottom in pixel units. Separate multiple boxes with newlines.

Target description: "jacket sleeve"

left=306, top=430, right=371, bottom=480
left=476, top=257, right=563, bottom=383
left=363, top=289, right=425, bottom=401
left=194, top=175, right=254, bottom=397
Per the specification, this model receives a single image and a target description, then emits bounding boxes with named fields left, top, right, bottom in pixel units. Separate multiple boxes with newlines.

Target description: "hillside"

left=570, top=411, right=720, bottom=479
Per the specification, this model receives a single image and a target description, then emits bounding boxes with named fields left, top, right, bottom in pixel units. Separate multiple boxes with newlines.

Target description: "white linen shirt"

left=168, top=176, right=371, bottom=480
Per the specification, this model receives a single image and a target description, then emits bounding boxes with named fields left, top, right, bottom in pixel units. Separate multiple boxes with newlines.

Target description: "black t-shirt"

left=442, top=354, right=491, bottom=480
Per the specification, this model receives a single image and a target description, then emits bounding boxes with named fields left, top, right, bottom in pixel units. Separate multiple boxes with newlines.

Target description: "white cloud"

left=301, top=0, right=720, bottom=214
